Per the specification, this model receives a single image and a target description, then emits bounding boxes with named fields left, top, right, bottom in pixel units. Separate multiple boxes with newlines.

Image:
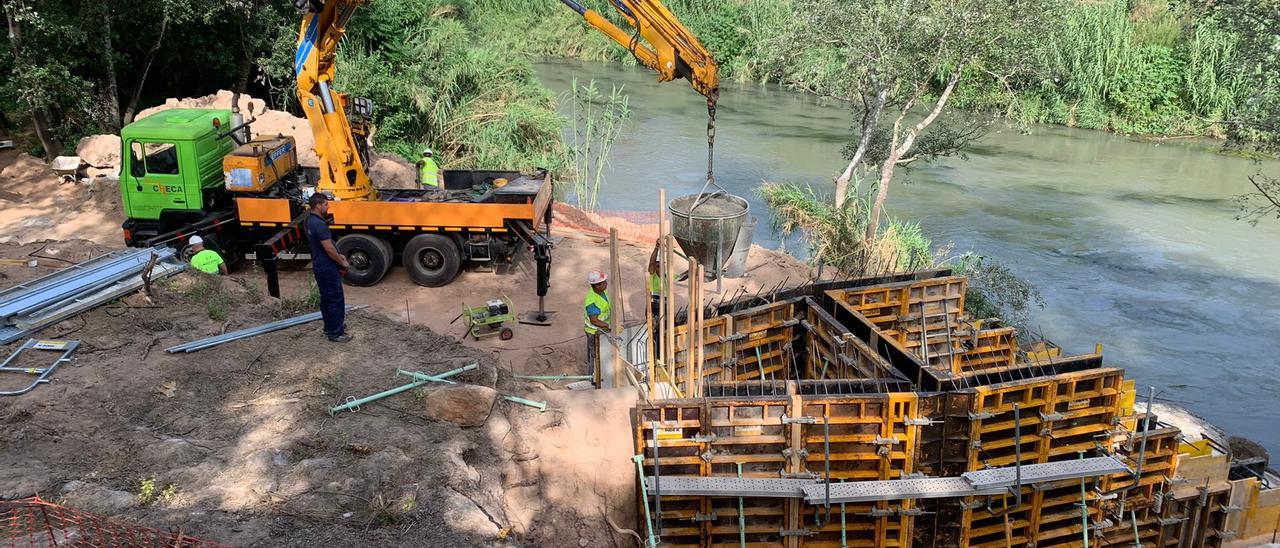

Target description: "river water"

left=535, top=59, right=1280, bottom=455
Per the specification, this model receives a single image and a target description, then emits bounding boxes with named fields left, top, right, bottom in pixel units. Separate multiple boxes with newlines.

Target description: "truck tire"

left=403, top=233, right=461, bottom=287
left=337, top=233, right=392, bottom=286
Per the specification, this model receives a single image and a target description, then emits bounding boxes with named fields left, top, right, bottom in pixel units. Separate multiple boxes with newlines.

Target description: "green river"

left=535, top=59, right=1280, bottom=455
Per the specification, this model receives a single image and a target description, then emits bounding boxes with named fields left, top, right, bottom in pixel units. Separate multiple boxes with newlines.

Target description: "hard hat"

left=189, top=235, right=204, bottom=246
left=586, top=270, right=608, bottom=285
left=422, top=147, right=433, bottom=155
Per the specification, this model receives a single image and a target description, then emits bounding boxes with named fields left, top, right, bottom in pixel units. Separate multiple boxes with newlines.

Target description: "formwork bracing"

left=633, top=270, right=1280, bottom=547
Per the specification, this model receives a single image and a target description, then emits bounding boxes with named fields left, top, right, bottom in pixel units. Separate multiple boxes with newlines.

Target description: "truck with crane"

left=117, top=0, right=719, bottom=299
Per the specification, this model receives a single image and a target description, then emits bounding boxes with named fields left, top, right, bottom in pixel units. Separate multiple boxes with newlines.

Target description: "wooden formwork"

left=825, top=276, right=966, bottom=371
left=803, top=300, right=899, bottom=381
left=1155, top=480, right=1234, bottom=548
left=959, top=368, right=1126, bottom=546
left=635, top=389, right=933, bottom=548
left=955, top=327, right=1018, bottom=373
left=672, top=314, right=733, bottom=389
left=912, top=392, right=976, bottom=548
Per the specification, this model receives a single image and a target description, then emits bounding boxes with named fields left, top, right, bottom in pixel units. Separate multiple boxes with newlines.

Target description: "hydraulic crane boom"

left=558, top=0, right=721, bottom=185
left=293, top=0, right=721, bottom=202
left=295, top=0, right=376, bottom=201
left=557, top=0, right=718, bottom=101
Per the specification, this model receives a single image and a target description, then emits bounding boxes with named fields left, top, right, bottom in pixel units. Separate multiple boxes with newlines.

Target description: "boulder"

left=76, top=135, right=121, bottom=169
left=367, top=153, right=417, bottom=189
left=424, top=385, right=498, bottom=428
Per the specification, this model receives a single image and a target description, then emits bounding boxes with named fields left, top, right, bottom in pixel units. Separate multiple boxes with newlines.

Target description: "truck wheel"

left=403, top=233, right=461, bottom=287
left=337, top=234, right=392, bottom=286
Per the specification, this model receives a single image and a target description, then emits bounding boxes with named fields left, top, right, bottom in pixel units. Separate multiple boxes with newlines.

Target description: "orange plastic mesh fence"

left=1, top=497, right=230, bottom=548
left=553, top=203, right=659, bottom=243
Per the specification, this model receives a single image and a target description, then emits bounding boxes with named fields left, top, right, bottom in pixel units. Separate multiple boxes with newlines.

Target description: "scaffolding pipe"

left=394, top=363, right=479, bottom=385
left=1080, top=451, right=1090, bottom=548
left=736, top=463, right=746, bottom=548
left=1131, top=509, right=1141, bottom=547
left=652, top=423, right=662, bottom=543
left=1133, top=386, right=1156, bottom=487
left=502, top=395, right=547, bottom=412
left=632, top=454, right=658, bottom=548
left=514, top=374, right=593, bottom=381
left=1013, top=403, right=1023, bottom=509
left=329, top=378, right=428, bottom=415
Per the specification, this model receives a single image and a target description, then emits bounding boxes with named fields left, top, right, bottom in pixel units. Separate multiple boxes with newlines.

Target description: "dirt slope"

left=0, top=271, right=639, bottom=547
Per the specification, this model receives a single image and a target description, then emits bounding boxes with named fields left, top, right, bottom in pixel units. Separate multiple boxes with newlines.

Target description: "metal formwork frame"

left=0, top=339, right=79, bottom=396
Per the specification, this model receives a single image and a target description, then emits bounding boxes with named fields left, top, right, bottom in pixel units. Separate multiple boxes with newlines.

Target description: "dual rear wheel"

left=335, top=233, right=461, bottom=287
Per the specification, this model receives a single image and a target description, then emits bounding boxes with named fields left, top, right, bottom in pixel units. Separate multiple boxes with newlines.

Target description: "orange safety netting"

left=552, top=203, right=659, bottom=244
left=1, top=497, right=230, bottom=548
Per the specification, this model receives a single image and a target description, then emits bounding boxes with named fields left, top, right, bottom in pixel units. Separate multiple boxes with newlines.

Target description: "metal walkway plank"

left=644, top=476, right=819, bottom=498
left=800, top=477, right=1006, bottom=503
left=961, top=455, right=1129, bottom=489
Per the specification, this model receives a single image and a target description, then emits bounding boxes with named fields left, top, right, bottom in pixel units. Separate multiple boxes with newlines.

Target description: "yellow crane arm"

left=294, top=0, right=375, bottom=201
left=557, top=0, right=719, bottom=102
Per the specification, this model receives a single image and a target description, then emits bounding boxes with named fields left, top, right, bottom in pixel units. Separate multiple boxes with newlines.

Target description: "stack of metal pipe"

left=0, top=247, right=186, bottom=344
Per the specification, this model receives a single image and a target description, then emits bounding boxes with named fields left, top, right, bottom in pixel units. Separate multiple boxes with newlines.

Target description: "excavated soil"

left=0, top=269, right=640, bottom=547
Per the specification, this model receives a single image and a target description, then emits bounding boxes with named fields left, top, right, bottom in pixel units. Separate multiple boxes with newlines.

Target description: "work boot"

left=328, top=333, right=354, bottom=343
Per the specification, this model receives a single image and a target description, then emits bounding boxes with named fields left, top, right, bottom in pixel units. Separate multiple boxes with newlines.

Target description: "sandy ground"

left=0, top=264, right=641, bottom=546
left=0, top=149, right=124, bottom=246
left=0, top=136, right=814, bottom=545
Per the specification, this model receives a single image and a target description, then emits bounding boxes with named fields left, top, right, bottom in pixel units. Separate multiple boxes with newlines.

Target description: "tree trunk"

left=100, top=4, right=121, bottom=132
left=864, top=67, right=965, bottom=242
left=4, top=0, right=62, bottom=159
left=121, top=13, right=168, bottom=124
left=834, top=85, right=887, bottom=209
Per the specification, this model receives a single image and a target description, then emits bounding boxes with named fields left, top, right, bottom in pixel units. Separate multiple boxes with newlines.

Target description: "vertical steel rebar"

left=651, top=423, right=662, bottom=543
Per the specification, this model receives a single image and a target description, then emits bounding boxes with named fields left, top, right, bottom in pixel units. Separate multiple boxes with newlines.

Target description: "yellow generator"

left=223, top=136, right=298, bottom=192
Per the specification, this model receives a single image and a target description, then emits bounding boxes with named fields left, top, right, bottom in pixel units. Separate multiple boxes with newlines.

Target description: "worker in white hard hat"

left=583, top=269, right=611, bottom=386
left=417, top=147, right=443, bottom=189
left=187, top=235, right=227, bottom=275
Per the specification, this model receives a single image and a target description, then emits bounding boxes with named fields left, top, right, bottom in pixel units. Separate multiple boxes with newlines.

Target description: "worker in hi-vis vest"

left=584, top=269, right=611, bottom=385
left=648, top=242, right=662, bottom=357
left=188, top=235, right=227, bottom=275
left=417, top=147, right=443, bottom=188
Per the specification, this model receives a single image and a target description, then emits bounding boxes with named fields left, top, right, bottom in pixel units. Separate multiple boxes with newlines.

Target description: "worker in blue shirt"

left=304, top=193, right=352, bottom=343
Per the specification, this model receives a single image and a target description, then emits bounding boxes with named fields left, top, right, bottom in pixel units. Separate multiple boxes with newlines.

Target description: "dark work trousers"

left=650, top=295, right=662, bottom=358
left=586, top=332, right=600, bottom=384
left=314, top=265, right=346, bottom=339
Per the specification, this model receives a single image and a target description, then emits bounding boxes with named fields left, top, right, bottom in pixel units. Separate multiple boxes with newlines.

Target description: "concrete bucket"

left=668, top=193, right=749, bottom=278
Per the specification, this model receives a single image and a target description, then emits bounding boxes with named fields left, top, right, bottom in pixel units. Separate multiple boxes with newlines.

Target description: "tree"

left=3, top=0, right=62, bottom=158
left=782, top=0, right=1061, bottom=240
left=1207, top=0, right=1280, bottom=223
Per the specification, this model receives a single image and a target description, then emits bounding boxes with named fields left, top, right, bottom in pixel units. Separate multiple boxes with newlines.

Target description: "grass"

left=176, top=273, right=236, bottom=322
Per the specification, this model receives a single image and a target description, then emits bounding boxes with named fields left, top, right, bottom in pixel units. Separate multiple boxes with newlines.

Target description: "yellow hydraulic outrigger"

left=294, top=0, right=720, bottom=201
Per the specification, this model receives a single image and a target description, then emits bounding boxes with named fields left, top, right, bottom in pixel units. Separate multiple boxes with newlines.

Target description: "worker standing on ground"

left=305, top=193, right=353, bottom=343
left=188, top=235, right=227, bottom=275
left=584, top=270, right=611, bottom=384
left=417, top=148, right=443, bottom=189
left=648, top=242, right=662, bottom=357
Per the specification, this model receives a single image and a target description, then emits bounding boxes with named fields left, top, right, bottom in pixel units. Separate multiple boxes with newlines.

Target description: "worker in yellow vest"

left=417, top=147, right=443, bottom=189
left=584, top=269, right=611, bottom=385
left=188, top=235, right=227, bottom=275
left=648, top=242, right=662, bottom=357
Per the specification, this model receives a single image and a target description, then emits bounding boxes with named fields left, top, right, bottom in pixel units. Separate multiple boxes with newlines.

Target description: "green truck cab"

left=119, top=109, right=237, bottom=245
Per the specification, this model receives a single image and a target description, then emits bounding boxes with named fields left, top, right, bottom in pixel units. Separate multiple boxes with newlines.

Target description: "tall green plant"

left=565, top=78, right=630, bottom=211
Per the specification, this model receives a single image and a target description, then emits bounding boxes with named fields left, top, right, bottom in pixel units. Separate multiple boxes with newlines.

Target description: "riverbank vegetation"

left=0, top=0, right=565, bottom=172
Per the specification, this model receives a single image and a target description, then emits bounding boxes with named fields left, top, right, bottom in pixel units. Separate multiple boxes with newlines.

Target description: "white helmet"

left=586, top=270, right=608, bottom=285
left=422, top=147, right=433, bottom=156
left=189, top=235, right=204, bottom=246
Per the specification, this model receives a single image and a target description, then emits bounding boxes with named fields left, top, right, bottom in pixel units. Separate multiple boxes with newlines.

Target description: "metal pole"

left=652, top=422, right=662, bottom=542
left=736, top=462, right=746, bottom=548
left=394, top=363, right=479, bottom=385
left=1133, top=386, right=1156, bottom=489
left=1131, top=509, right=1141, bottom=547
left=1080, top=450, right=1090, bottom=548
left=632, top=455, right=658, bottom=548
left=1013, top=403, right=1022, bottom=509
left=329, top=378, right=429, bottom=415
